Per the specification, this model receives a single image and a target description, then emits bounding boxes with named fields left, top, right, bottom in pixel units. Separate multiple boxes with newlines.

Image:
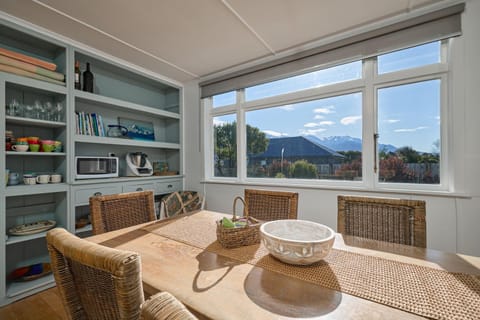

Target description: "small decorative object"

left=216, top=196, right=262, bottom=248
left=260, top=220, right=335, bottom=265
left=82, top=62, right=94, bottom=93
left=118, top=117, right=155, bottom=141
left=9, top=262, right=52, bottom=282
left=8, top=220, right=56, bottom=236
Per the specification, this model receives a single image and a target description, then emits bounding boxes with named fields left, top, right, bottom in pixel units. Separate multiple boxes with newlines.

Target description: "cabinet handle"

left=93, top=192, right=102, bottom=196
left=167, top=184, right=173, bottom=188
left=136, top=187, right=143, bottom=191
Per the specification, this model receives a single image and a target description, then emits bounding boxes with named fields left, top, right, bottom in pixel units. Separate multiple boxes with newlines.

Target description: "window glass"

left=213, top=114, right=237, bottom=177
left=212, top=91, right=236, bottom=108
left=245, top=61, right=362, bottom=101
left=377, top=79, right=440, bottom=184
left=246, top=93, right=362, bottom=180
left=377, top=41, right=441, bottom=74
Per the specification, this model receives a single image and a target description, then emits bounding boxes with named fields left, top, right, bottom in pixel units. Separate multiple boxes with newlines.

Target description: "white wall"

left=183, top=0, right=480, bottom=256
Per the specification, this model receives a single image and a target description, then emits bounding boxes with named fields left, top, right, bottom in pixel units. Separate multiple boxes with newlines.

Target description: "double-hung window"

left=203, top=40, right=450, bottom=192
left=201, top=3, right=463, bottom=192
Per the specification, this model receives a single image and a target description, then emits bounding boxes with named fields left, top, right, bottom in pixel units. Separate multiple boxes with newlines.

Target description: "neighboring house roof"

left=250, top=136, right=345, bottom=159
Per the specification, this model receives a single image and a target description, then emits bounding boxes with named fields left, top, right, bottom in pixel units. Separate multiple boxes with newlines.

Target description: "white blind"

left=200, top=3, right=464, bottom=98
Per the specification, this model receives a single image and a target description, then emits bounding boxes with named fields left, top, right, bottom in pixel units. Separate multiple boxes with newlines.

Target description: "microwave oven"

left=75, top=156, right=119, bottom=179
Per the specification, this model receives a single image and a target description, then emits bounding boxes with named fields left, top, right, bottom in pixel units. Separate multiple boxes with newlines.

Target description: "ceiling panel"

left=0, top=0, right=451, bottom=83
left=34, top=0, right=271, bottom=77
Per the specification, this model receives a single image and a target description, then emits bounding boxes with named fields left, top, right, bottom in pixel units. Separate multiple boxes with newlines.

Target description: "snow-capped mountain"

left=305, top=135, right=397, bottom=152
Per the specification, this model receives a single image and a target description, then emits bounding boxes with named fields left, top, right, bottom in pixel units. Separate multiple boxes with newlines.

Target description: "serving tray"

left=8, top=220, right=56, bottom=236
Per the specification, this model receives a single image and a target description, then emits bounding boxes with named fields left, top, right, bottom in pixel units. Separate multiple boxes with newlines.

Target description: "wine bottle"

left=74, top=61, right=81, bottom=90
left=83, top=62, right=94, bottom=93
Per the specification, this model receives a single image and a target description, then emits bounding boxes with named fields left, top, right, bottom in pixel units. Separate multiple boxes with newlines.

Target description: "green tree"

left=246, top=125, right=269, bottom=155
left=214, top=122, right=268, bottom=176
left=289, top=160, right=318, bottom=179
left=214, top=122, right=236, bottom=176
left=396, top=146, right=420, bottom=163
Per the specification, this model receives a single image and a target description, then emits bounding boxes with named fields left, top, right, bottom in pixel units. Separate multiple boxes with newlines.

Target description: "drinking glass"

left=33, top=100, right=45, bottom=119
left=8, top=98, right=20, bottom=117
left=54, top=102, right=64, bottom=122
left=44, top=102, right=53, bottom=121
left=24, top=104, right=34, bottom=119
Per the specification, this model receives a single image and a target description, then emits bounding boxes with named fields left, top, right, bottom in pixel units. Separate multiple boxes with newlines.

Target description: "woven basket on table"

left=216, top=196, right=262, bottom=248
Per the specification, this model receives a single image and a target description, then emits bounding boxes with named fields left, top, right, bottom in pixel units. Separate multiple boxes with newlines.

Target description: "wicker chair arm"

left=141, top=291, right=197, bottom=320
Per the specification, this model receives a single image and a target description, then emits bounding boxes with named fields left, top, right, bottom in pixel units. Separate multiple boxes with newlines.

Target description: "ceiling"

left=0, top=0, right=451, bottom=84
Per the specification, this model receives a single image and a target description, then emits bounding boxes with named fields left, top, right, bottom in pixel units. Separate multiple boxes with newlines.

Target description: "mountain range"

left=306, top=135, right=397, bottom=152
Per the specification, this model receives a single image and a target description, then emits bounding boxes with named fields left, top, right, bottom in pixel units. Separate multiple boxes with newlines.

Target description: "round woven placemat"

left=145, top=213, right=480, bottom=320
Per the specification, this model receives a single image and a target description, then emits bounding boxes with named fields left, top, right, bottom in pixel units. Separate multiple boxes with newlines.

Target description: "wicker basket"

left=216, top=196, right=262, bottom=248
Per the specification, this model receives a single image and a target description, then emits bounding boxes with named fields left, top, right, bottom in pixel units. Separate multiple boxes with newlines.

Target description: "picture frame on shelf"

left=118, top=117, right=155, bottom=141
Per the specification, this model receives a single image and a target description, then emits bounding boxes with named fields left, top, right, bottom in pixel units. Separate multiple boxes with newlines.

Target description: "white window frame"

left=203, top=40, right=452, bottom=194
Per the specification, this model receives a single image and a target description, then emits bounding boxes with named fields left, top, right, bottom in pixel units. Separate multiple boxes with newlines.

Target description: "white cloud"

left=262, top=130, right=289, bottom=137
left=313, top=105, right=335, bottom=114
left=394, top=126, right=428, bottom=133
left=319, top=121, right=334, bottom=126
left=279, top=104, right=295, bottom=111
left=341, top=115, right=362, bottom=125
left=299, top=128, right=327, bottom=135
left=385, top=119, right=400, bottom=124
left=314, top=114, right=325, bottom=120
left=304, top=122, right=319, bottom=128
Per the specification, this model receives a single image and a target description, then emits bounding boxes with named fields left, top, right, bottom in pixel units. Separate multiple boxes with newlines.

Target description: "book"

left=0, top=54, right=64, bottom=81
left=0, top=63, right=65, bottom=86
left=0, top=47, right=57, bottom=71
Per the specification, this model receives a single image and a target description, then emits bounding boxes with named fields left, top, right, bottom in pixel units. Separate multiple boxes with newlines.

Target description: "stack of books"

left=0, top=47, right=65, bottom=85
left=75, top=112, right=105, bottom=136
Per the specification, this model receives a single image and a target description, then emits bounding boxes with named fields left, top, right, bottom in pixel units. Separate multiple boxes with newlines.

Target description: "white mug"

left=50, top=174, right=62, bottom=183
left=23, top=177, right=36, bottom=185
left=36, top=174, right=50, bottom=184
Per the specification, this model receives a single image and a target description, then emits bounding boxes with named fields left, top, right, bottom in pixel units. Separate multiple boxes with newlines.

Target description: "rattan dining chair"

left=161, top=191, right=203, bottom=219
left=89, top=190, right=156, bottom=235
left=244, top=189, right=299, bottom=221
left=46, top=228, right=197, bottom=320
left=337, top=195, right=426, bottom=247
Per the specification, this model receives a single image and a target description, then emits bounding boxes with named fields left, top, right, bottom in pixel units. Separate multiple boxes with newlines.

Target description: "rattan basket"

left=216, top=196, right=262, bottom=248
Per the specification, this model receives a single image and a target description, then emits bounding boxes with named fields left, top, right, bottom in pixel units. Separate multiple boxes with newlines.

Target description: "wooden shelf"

left=5, top=116, right=66, bottom=128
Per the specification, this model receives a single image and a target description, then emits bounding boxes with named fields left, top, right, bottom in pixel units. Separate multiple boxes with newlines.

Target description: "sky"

left=213, top=42, right=441, bottom=153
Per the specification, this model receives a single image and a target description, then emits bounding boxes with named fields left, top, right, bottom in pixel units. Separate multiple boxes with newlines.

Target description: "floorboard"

left=0, top=288, right=67, bottom=320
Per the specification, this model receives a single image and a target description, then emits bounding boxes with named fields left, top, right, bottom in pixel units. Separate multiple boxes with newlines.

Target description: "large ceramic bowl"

left=260, top=220, right=335, bottom=265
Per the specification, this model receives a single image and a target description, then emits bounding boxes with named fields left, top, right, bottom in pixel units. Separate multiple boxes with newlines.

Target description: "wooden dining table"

left=87, top=210, right=480, bottom=320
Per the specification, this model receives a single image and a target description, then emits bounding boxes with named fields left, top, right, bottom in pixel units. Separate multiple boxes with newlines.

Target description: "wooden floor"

left=0, top=287, right=67, bottom=319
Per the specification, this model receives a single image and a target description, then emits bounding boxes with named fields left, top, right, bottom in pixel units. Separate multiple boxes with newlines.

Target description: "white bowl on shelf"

left=260, top=220, right=335, bottom=265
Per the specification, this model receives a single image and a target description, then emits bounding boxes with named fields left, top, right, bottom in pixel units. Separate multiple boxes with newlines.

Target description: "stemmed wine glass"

left=54, top=102, right=64, bottom=122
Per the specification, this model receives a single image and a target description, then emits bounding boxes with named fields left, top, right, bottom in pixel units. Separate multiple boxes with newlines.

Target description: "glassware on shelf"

left=44, top=102, right=53, bottom=121
left=24, top=104, right=34, bottom=119
left=54, top=102, right=64, bottom=122
left=7, top=98, right=20, bottom=117
left=33, top=100, right=45, bottom=120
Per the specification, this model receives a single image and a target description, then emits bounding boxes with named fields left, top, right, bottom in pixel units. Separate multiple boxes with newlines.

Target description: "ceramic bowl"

left=260, top=220, right=335, bottom=265
left=40, top=139, right=55, bottom=145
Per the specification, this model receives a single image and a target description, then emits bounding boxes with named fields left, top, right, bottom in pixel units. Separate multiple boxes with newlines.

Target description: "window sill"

left=201, top=178, right=471, bottom=199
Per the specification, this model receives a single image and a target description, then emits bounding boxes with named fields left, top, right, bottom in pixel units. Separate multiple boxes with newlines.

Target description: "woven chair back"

left=337, top=195, right=426, bottom=247
left=46, top=228, right=144, bottom=320
left=244, top=189, right=298, bottom=221
left=89, top=190, right=156, bottom=235
left=162, top=191, right=203, bottom=218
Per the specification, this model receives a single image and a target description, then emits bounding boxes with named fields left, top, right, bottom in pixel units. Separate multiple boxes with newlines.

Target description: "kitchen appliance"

left=126, top=152, right=153, bottom=176
left=75, top=156, right=118, bottom=179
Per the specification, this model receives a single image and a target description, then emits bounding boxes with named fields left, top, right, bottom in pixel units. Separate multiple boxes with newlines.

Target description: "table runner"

left=144, top=213, right=480, bottom=320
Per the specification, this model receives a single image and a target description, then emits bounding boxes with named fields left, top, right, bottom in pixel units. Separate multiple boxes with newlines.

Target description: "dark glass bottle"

left=83, top=62, right=94, bottom=93
left=74, top=60, right=81, bottom=90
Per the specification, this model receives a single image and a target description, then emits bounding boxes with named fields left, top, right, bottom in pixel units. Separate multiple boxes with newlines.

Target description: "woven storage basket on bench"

left=216, top=196, right=262, bottom=248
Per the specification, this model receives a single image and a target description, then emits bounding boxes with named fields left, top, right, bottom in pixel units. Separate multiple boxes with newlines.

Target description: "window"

left=245, top=61, right=362, bottom=101
left=213, top=114, right=237, bottom=177
left=246, top=93, right=362, bottom=180
left=213, top=91, right=236, bottom=108
left=205, top=41, right=448, bottom=191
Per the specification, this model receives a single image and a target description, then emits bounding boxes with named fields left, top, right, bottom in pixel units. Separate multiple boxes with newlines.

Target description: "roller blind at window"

left=200, top=3, right=464, bottom=98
